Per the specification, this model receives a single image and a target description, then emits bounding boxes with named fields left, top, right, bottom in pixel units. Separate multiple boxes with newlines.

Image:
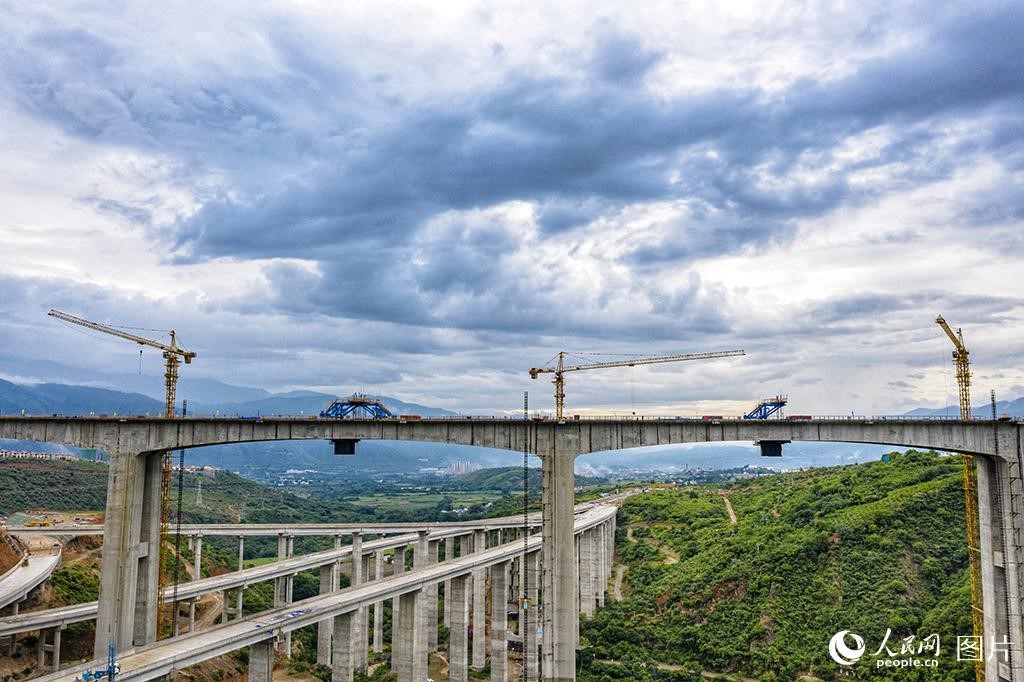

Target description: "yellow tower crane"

left=529, top=349, right=745, bottom=420
left=48, top=308, right=197, bottom=636
left=936, top=314, right=984, bottom=682
left=47, top=309, right=196, bottom=418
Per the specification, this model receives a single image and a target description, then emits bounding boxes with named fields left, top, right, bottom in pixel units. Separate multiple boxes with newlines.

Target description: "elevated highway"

left=0, top=551, right=60, bottom=610
left=0, top=510, right=547, bottom=639
left=2, top=414, right=1021, bottom=681
left=6, top=514, right=544, bottom=538
left=34, top=504, right=616, bottom=682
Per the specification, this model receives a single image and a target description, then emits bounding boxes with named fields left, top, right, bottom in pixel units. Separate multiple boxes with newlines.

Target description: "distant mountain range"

left=0, top=377, right=454, bottom=419
left=904, top=395, right=1024, bottom=418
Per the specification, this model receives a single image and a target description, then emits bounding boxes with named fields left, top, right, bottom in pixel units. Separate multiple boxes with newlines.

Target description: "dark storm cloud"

left=807, top=293, right=1024, bottom=327
left=2, top=2, right=1022, bottom=349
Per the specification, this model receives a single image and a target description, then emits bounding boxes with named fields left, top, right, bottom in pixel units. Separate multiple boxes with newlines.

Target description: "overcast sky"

left=0, top=1, right=1021, bottom=416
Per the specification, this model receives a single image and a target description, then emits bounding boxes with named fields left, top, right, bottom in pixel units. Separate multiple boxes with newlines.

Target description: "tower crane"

left=529, top=349, right=745, bottom=420
left=936, top=314, right=984, bottom=682
left=47, top=309, right=197, bottom=418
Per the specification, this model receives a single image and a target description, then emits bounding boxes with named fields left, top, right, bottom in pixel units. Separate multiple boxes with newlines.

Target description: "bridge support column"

left=541, top=447, right=577, bottom=682
left=391, top=546, right=406, bottom=673
left=274, top=534, right=294, bottom=655
left=374, top=549, right=385, bottom=653
left=237, top=535, right=245, bottom=571
left=37, top=626, right=60, bottom=670
left=317, top=563, right=335, bottom=665
left=449, top=574, right=470, bottom=682
left=396, top=588, right=425, bottom=682
left=427, top=538, right=439, bottom=652
left=94, top=450, right=163, bottom=656
left=444, top=537, right=455, bottom=628
left=372, top=548, right=385, bottom=647
left=359, top=552, right=371, bottom=669
left=579, top=530, right=594, bottom=618
left=331, top=611, right=355, bottom=682
left=525, top=549, right=540, bottom=682
left=350, top=532, right=367, bottom=673
left=192, top=532, right=203, bottom=581
left=491, top=559, right=509, bottom=682
left=595, top=524, right=605, bottom=608
left=977, top=453, right=1024, bottom=681
left=188, top=599, right=196, bottom=632
left=413, top=531, right=430, bottom=671
left=248, top=638, right=275, bottom=682
left=472, top=529, right=487, bottom=669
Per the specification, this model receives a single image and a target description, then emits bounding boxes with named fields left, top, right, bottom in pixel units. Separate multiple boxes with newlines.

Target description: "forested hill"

left=583, top=450, right=974, bottom=681
left=0, top=459, right=360, bottom=523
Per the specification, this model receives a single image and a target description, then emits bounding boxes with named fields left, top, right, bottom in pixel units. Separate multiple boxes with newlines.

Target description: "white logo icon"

left=829, top=630, right=866, bottom=666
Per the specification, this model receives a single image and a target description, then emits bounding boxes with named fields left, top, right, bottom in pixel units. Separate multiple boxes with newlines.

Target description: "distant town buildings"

left=171, top=464, right=219, bottom=478
left=0, top=450, right=76, bottom=461
left=445, top=460, right=482, bottom=476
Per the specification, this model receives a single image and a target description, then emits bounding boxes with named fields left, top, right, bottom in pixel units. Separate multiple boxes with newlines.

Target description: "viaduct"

left=0, top=415, right=1021, bottom=681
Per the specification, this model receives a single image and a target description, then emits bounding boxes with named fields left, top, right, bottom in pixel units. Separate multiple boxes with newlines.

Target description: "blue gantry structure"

left=744, top=394, right=788, bottom=420
left=320, top=393, right=395, bottom=419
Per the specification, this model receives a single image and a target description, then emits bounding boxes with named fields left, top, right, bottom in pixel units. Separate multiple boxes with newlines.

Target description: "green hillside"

left=581, top=450, right=973, bottom=681
left=0, top=459, right=358, bottom=523
left=453, top=466, right=605, bottom=492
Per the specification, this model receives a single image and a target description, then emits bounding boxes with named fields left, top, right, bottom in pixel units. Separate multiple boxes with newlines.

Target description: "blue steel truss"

left=744, top=395, right=788, bottom=420
left=320, top=394, right=395, bottom=419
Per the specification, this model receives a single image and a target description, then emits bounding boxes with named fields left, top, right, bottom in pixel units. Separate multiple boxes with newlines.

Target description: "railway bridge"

left=1, top=415, right=1021, bottom=681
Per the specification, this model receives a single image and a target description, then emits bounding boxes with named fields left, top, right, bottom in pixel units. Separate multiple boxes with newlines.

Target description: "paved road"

left=0, top=551, right=60, bottom=609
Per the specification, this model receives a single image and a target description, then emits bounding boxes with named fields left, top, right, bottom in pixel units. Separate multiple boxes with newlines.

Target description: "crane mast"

left=529, top=349, right=745, bottom=420
left=936, top=314, right=983, bottom=682
left=47, top=309, right=196, bottom=418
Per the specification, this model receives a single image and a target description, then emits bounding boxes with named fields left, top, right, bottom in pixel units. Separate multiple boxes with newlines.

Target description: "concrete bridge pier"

left=395, top=588, right=426, bottom=682
left=541, top=448, right=577, bottom=682
left=449, top=573, right=470, bottom=682
left=248, top=637, right=275, bottom=682
left=578, top=531, right=594, bottom=618
left=444, top=537, right=456, bottom=628
left=350, top=532, right=367, bottom=674
left=94, top=449, right=163, bottom=655
left=471, top=529, right=487, bottom=669
left=273, top=533, right=294, bottom=654
left=977, top=454, right=1024, bottom=681
left=595, top=524, right=606, bottom=608
left=414, top=531, right=430, bottom=675
left=391, top=545, right=406, bottom=673
left=490, top=559, right=510, bottom=682
left=525, top=549, right=540, bottom=681
left=36, top=625, right=61, bottom=671
left=317, top=562, right=336, bottom=665
left=237, top=535, right=245, bottom=571
left=427, top=538, right=440, bottom=652
left=331, top=610, right=356, bottom=682
left=373, top=548, right=385, bottom=653
left=192, top=533, right=203, bottom=580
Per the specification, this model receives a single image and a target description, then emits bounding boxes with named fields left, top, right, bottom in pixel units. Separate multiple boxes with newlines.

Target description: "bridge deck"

left=0, top=552, right=60, bottom=609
